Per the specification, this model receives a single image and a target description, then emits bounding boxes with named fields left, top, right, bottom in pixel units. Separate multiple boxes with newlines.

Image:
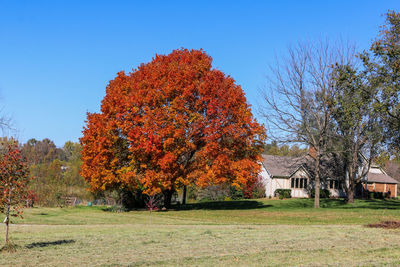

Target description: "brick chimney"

left=309, top=146, right=317, bottom=159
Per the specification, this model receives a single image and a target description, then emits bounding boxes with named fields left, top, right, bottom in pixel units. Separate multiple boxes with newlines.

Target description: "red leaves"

left=0, top=141, right=30, bottom=218
left=80, top=48, right=266, bottom=195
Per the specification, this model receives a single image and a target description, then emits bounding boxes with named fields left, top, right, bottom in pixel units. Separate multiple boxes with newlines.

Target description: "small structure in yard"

left=63, top=196, right=77, bottom=206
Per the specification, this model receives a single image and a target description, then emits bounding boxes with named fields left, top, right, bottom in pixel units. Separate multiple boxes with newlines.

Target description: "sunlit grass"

left=1, top=224, right=400, bottom=266
left=14, top=198, right=400, bottom=225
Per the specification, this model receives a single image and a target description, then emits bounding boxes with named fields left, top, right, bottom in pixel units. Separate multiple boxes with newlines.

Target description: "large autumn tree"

left=81, top=49, right=265, bottom=208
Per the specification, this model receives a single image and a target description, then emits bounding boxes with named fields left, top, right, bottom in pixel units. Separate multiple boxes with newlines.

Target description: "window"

left=291, top=178, right=308, bottom=189
left=328, top=180, right=340, bottom=189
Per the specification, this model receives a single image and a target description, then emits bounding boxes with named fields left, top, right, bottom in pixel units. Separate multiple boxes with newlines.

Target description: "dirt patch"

left=367, top=221, right=400, bottom=229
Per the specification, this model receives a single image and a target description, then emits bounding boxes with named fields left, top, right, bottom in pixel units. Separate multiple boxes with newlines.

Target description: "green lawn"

left=14, top=198, right=400, bottom=225
left=2, top=198, right=400, bottom=266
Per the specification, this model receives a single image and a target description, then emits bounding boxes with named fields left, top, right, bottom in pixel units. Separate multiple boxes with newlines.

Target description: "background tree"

left=330, top=64, right=383, bottom=203
left=264, top=141, right=307, bottom=157
left=362, top=10, right=400, bottom=150
left=22, top=138, right=65, bottom=165
left=260, top=40, right=354, bottom=208
left=22, top=139, right=90, bottom=206
left=81, top=49, right=265, bottom=208
left=0, top=141, right=29, bottom=246
left=376, top=150, right=400, bottom=183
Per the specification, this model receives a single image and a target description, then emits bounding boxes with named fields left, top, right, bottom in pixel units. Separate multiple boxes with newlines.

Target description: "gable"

left=262, top=154, right=311, bottom=178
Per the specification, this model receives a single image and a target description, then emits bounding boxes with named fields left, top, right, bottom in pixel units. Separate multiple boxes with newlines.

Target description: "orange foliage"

left=80, top=49, right=265, bottom=197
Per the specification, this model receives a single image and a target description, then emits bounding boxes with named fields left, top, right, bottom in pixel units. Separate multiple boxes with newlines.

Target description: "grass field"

left=1, top=198, right=400, bottom=266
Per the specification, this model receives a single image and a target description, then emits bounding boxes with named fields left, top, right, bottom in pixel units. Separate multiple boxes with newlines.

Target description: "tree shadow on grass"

left=172, top=198, right=400, bottom=211
left=173, top=200, right=272, bottom=210
left=340, top=199, right=400, bottom=210
left=26, top=239, right=75, bottom=249
left=284, top=198, right=400, bottom=210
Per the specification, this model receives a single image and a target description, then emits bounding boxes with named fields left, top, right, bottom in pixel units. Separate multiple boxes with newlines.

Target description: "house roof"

left=367, top=172, right=399, bottom=184
left=262, top=153, right=399, bottom=184
left=262, top=154, right=308, bottom=178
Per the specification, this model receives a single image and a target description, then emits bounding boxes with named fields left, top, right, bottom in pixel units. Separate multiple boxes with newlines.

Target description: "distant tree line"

left=20, top=138, right=91, bottom=206
left=264, top=141, right=307, bottom=157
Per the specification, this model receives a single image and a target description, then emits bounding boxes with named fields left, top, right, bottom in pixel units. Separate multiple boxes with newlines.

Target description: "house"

left=260, top=154, right=398, bottom=198
left=261, top=155, right=311, bottom=198
left=364, top=164, right=398, bottom=198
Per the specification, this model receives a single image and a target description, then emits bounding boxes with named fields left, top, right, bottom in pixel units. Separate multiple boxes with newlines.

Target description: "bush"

left=310, top=189, right=331, bottom=198
left=368, top=191, right=386, bottom=199
left=274, top=189, right=291, bottom=199
left=243, top=175, right=265, bottom=199
left=252, top=185, right=266, bottom=199
left=229, top=186, right=244, bottom=200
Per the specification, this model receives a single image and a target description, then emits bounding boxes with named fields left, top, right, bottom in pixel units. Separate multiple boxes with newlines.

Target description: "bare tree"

left=260, top=40, right=355, bottom=208
left=0, top=108, right=13, bottom=137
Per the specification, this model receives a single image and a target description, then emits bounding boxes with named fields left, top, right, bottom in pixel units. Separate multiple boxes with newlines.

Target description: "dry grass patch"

left=367, top=220, right=400, bottom=229
left=1, top=224, right=400, bottom=266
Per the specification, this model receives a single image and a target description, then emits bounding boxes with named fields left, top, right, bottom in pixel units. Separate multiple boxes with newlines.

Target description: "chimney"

left=309, top=146, right=317, bottom=159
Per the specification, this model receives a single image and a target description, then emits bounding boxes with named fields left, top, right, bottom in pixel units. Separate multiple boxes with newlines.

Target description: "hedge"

left=274, top=189, right=292, bottom=199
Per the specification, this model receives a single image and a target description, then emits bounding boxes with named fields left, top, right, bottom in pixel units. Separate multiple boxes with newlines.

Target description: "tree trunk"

left=347, top=169, right=355, bottom=203
left=347, top=147, right=358, bottom=204
left=347, top=188, right=354, bottom=203
left=163, top=189, right=174, bottom=209
left=4, top=204, right=9, bottom=244
left=182, top=186, right=187, bottom=205
left=314, top=155, right=320, bottom=209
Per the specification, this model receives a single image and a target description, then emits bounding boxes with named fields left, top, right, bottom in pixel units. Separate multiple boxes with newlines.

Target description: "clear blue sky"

left=0, top=1, right=399, bottom=147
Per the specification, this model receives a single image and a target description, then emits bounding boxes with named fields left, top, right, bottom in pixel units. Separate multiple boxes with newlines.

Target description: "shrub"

left=252, top=185, right=266, bottom=199
left=243, top=175, right=265, bottom=199
left=310, top=189, right=331, bottom=198
left=195, top=185, right=235, bottom=201
left=274, top=189, right=291, bottom=199
left=368, top=191, right=386, bottom=199
left=229, top=186, right=244, bottom=200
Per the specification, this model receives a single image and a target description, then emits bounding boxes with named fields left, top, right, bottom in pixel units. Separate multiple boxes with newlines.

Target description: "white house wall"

left=260, top=165, right=310, bottom=198
left=260, top=165, right=272, bottom=197
left=369, top=167, right=383, bottom=174
left=329, top=188, right=346, bottom=198
left=260, top=165, right=289, bottom=197
left=271, top=178, right=290, bottom=196
left=290, top=169, right=309, bottom=198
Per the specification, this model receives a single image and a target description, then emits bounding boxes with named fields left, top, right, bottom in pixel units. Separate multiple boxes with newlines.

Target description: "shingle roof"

left=367, top=172, right=399, bottom=184
left=262, top=154, right=399, bottom=184
left=262, top=154, right=308, bottom=178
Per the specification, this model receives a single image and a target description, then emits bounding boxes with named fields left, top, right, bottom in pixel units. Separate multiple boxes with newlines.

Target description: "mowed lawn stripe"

left=1, top=224, right=400, bottom=266
left=12, top=198, right=400, bottom=225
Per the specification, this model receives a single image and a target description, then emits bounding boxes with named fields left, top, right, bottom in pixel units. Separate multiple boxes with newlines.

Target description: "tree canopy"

left=362, top=10, right=400, bottom=149
left=80, top=49, right=265, bottom=207
left=0, top=141, right=29, bottom=245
